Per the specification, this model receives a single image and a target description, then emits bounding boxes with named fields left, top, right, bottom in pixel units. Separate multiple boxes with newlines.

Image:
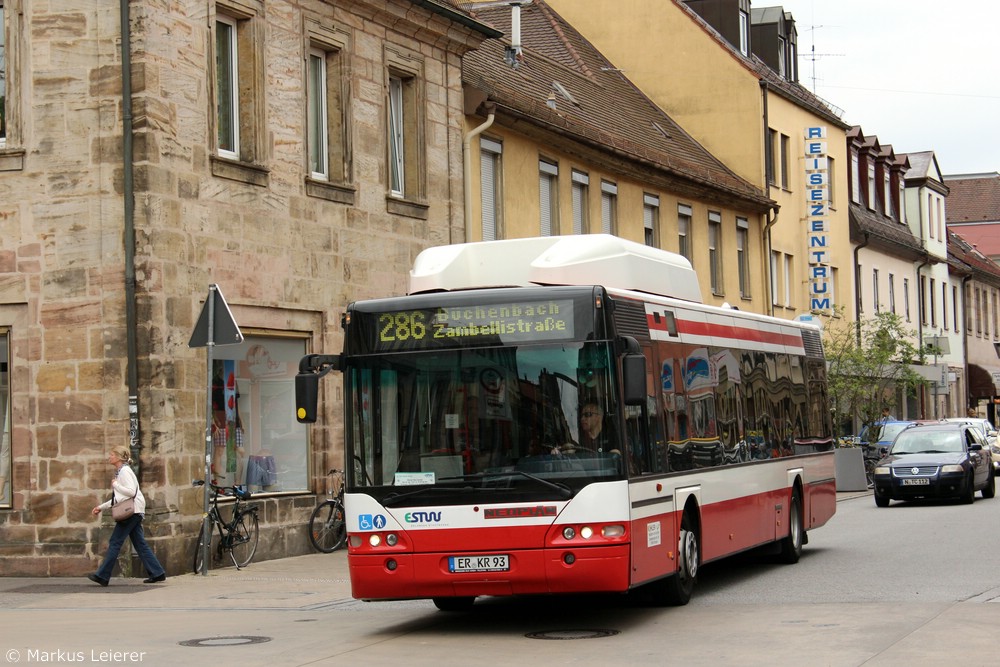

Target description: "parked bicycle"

left=309, top=469, right=346, bottom=553
left=192, top=480, right=260, bottom=573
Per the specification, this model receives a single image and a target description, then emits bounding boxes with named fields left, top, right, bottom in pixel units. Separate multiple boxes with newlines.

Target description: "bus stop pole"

left=201, top=286, right=216, bottom=575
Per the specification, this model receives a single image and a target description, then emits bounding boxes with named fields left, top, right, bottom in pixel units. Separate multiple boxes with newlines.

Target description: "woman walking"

left=88, top=446, right=166, bottom=586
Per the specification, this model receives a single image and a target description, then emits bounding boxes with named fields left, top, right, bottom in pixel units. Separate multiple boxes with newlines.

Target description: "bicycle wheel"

left=309, top=499, right=347, bottom=553
left=192, top=520, right=215, bottom=574
left=229, top=511, right=259, bottom=568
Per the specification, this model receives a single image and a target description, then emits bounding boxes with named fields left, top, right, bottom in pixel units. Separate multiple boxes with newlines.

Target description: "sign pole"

left=201, top=286, right=216, bottom=576
left=188, top=283, right=243, bottom=576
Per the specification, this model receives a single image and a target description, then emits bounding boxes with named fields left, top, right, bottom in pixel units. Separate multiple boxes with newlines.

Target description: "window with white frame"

left=927, top=193, right=935, bottom=239
left=0, top=327, right=10, bottom=507
left=780, top=134, right=790, bottom=189
left=736, top=217, right=749, bottom=298
left=480, top=138, right=503, bottom=241
left=385, top=46, right=424, bottom=202
left=766, top=129, right=777, bottom=186
left=307, top=49, right=329, bottom=180
left=708, top=212, right=722, bottom=294
left=954, top=286, right=960, bottom=332
left=873, top=269, right=880, bottom=314
left=904, top=278, right=911, bottom=322
left=777, top=36, right=787, bottom=77
left=783, top=254, right=792, bottom=306
left=539, top=159, right=558, bottom=236
left=942, top=282, right=948, bottom=330
left=770, top=251, right=780, bottom=307
left=851, top=155, right=860, bottom=203
left=678, top=204, right=692, bottom=260
left=883, top=172, right=893, bottom=217
left=827, top=156, right=836, bottom=206
left=215, top=15, right=240, bottom=159
left=889, top=273, right=896, bottom=314
left=305, top=25, right=350, bottom=187
left=643, top=194, right=659, bottom=247
left=600, top=180, right=617, bottom=235
left=738, top=9, right=749, bottom=55
left=571, top=170, right=589, bottom=234
left=898, top=180, right=906, bottom=223
left=867, top=163, right=876, bottom=211
left=920, top=276, right=928, bottom=325
left=930, top=278, right=936, bottom=328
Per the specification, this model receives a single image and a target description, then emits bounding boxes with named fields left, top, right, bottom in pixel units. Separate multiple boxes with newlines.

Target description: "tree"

left=824, top=310, right=928, bottom=436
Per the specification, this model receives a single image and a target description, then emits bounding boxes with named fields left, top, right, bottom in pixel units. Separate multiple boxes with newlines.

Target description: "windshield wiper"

left=382, top=485, right=474, bottom=507
left=443, top=470, right=573, bottom=499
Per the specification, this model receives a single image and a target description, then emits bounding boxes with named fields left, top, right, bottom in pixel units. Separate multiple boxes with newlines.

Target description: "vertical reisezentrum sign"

left=804, top=126, right=832, bottom=314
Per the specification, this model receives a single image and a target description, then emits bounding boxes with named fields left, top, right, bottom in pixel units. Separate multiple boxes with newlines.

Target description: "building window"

left=920, top=276, right=928, bottom=326
left=873, top=269, right=880, bottom=314
left=678, top=204, right=693, bottom=260
left=899, top=180, right=906, bottom=224
left=305, top=24, right=350, bottom=187
left=783, top=254, right=792, bottom=307
left=766, top=129, right=777, bottom=186
left=1, top=327, right=10, bottom=507
left=827, top=156, right=836, bottom=207
left=867, top=163, right=876, bottom=211
left=780, top=134, right=790, bottom=189
left=539, top=159, right=558, bottom=235
left=600, top=180, right=617, bottom=235
left=904, top=278, right=911, bottom=322
left=480, top=138, right=503, bottom=241
left=738, top=9, right=749, bottom=56
left=643, top=194, right=659, bottom=247
left=993, top=290, right=998, bottom=339
left=883, top=172, right=893, bottom=217
left=966, top=284, right=973, bottom=332
left=385, top=46, right=425, bottom=201
left=927, top=278, right=937, bottom=328
left=851, top=155, right=860, bottom=204
left=708, top=212, right=722, bottom=295
left=215, top=15, right=240, bottom=159
left=927, top=193, right=935, bottom=240
left=212, top=335, right=310, bottom=494
left=571, top=170, right=589, bottom=234
left=736, top=217, right=750, bottom=298
left=942, top=282, right=948, bottom=330
left=770, top=251, right=780, bottom=307
left=889, top=274, right=896, bottom=314
left=976, top=287, right=982, bottom=335
left=954, top=286, right=960, bottom=333
left=307, top=49, right=329, bottom=180
left=777, top=36, right=787, bottom=78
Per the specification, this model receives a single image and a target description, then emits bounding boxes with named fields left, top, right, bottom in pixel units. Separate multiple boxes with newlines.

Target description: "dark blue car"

left=872, top=422, right=995, bottom=506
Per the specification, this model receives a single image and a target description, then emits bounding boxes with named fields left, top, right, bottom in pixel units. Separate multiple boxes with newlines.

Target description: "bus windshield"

left=345, top=340, right=626, bottom=503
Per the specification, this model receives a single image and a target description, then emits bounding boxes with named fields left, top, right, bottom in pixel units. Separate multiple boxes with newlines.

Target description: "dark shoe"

left=143, top=574, right=166, bottom=584
left=87, top=573, right=109, bottom=587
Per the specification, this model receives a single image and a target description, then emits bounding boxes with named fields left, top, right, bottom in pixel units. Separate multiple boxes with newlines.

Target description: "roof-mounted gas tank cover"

left=409, top=234, right=703, bottom=303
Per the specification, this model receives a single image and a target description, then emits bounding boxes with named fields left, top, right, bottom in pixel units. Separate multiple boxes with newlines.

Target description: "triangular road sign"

left=189, top=285, right=244, bottom=348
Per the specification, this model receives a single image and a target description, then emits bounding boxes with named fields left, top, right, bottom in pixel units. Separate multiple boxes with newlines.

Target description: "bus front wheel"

left=653, top=512, right=698, bottom=606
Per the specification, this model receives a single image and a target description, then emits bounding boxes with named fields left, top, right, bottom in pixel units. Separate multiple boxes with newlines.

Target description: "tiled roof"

left=461, top=1, right=771, bottom=208
left=948, top=230, right=1000, bottom=286
left=849, top=203, right=924, bottom=258
left=944, top=173, right=1000, bottom=224
left=949, top=225, right=1000, bottom=259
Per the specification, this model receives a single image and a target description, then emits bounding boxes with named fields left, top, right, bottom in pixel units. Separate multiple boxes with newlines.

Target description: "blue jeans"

left=95, top=514, right=165, bottom=580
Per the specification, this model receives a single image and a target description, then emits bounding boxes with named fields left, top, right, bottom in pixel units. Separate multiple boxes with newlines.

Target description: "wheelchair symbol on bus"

left=359, top=514, right=387, bottom=530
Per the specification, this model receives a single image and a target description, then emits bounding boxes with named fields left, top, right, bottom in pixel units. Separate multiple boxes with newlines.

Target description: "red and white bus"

left=296, top=235, right=836, bottom=609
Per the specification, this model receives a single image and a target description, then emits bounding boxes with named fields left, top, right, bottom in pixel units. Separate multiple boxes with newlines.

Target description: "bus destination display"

left=372, top=299, right=575, bottom=351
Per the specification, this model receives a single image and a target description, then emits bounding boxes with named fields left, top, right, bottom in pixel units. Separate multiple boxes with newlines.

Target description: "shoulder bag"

left=111, top=487, right=138, bottom=522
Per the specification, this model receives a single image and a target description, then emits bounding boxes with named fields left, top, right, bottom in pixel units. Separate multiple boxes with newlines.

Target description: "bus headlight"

left=580, top=526, right=594, bottom=539
left=385, top=533, right=398, bottom=546
left=369, top=534, right=382, bottom=547
left=562, top=527, right=576, bottom=540
left=602, top=524, right=625, bottom=538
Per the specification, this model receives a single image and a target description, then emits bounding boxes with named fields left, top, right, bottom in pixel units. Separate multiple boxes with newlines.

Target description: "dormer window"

left=739, top=9, right=749, bottom=55
left=883, top=172, right=894, bottom=217
left=867, top=163, right=876, bottom=211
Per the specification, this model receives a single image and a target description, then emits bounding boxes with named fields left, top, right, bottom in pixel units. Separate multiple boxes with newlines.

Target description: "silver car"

left=944, top=418, right=1000, bottom=471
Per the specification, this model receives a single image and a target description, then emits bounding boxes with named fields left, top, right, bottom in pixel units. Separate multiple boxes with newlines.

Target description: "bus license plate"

left=902, top=478, right=930, bottom=486
left=449, top=555, right=509, bottom=573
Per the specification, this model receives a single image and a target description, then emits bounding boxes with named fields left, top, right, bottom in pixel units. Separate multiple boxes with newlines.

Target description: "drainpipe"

left=764, top=208, right=779, bottom=317
left=853, top=232, right=870, bottom=345
left=463, top=102, right=496, bottom=242
left=120, top=0, right=141, bottom=477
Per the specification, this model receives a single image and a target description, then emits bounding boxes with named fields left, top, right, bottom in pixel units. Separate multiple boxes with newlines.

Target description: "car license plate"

left=902, top=478, right=930, bottom=486
left=448, top=555, right=509, bottom=573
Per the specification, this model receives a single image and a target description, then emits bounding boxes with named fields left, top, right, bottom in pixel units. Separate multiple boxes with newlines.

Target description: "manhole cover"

left=525, top=629, right=620, bottom=640
left=179, top=636, right=272, bottom=647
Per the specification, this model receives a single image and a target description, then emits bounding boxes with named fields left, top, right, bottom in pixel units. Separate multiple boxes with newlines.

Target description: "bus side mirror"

left=295, top=372, right=320, bottom=423
left=622, top=353, right=646, bottom=406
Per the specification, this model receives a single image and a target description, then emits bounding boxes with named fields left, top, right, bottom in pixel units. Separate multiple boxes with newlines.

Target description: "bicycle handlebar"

left=192, top=480, right=252, bottom=500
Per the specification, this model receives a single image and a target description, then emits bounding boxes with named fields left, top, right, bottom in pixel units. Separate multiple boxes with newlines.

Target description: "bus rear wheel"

left=777, top=488, right=804, bottom=564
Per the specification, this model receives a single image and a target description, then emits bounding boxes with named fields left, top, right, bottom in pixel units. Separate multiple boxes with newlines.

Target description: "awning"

left=968, top=364, right=1000, bottom=398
